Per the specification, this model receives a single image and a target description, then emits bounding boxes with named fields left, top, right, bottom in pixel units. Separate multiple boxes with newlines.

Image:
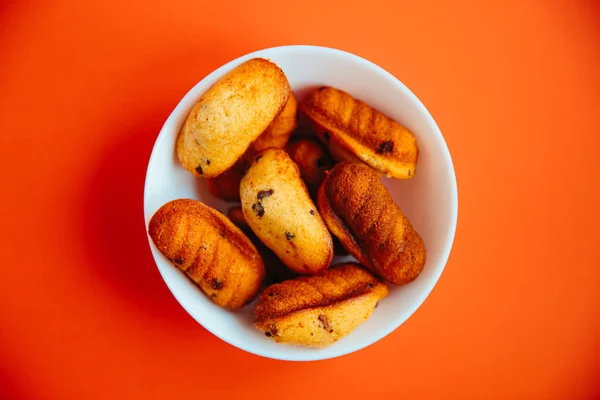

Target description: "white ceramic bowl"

left=144, top=45, right=458, bottom=361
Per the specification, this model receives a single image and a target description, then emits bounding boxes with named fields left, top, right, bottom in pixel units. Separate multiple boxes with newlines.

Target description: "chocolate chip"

left=252, top=203, right=265, bottom=217
left=265, top=331, right=272, bottom=337
left=195, top=166, right=203, bottom=175
left=316, top=158, right=325, bottom=168
left=377, top=140, right=394, bottom=154
left=206, top=159, right=211, bottom=165
left=285, top=232, right=294, bottom=240
left=309, top=209, right=315, bottom=215
left=318, top=314, right=330, bottom=331
left=211, top=279, right=223, bottom=290
left=257, top=189, right=274, bottom=201
left=324, top=131, right=330, bottom=142
left=173, top=258, right=183, bottom=264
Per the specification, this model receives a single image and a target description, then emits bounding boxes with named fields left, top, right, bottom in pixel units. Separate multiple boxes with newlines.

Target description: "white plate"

left=143, top=45, right=458, bottom=361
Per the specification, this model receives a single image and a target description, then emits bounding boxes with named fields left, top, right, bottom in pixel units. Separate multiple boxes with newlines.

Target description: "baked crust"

left=301, top=86, right=417, bottom=179
left=254, top=263, right=388, bottom=347
left=317, top=162, right=426, bottom=285
left=148, top=199, right=264, bottom=310
left=177, top=58, right=290, bottom=178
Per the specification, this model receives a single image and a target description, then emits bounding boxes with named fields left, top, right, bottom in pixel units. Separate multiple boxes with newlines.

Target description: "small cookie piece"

left=227, top=206, right=249, bottom=229
left=301, top=86, right=418, bottom=179
left=254, top=263, right=388, bottom=347
left=148, top=199, right=264, bottom=310
left=240, top=148, right=333, bottom=275
left=317, top=162, right=426, bottom=285
left=285, top=137, right=333, bottom=195
left=177, top=58, right=291, bottom=178
left=207, top=163, right=245, bottom=202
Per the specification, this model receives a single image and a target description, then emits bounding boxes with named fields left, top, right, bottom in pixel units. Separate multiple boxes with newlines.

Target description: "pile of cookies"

left=148, top=58, right=426, bottom=347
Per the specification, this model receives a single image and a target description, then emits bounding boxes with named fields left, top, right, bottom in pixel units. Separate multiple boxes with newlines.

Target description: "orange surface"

left=1, top=0, right=599, bottom=398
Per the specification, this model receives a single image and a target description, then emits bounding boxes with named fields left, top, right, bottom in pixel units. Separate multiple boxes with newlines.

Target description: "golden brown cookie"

left=317, top=162, right=426, bottom=285
left=285, top=136, right=333, bottom=195
left=240, top=148, right=333, bottom=275
left=148, top=199, right=264, bottom=310
left=301, top=86, right=418, bottom=179
left=177, top=58, right=291, bottom=178
left=254, top=263, right=388, bottom=347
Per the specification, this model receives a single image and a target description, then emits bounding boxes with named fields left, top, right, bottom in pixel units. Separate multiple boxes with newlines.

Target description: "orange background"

left=1, top=0, right=599, bottom=398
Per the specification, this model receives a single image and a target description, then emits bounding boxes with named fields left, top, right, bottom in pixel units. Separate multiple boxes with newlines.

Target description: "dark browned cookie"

left=317, top=162, right=426, bottom=285
left=285, top=136, right=333, bottom=195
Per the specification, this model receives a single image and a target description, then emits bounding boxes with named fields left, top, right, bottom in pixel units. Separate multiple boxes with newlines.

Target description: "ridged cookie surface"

left=301, top=86, right=418, bottom=179
left=148, top=199, right=264, bottom=310
left=177, top=58, right=290, bottom=178
left=254, top=263, right=388, bottom=347
left=317, top=162, right=426, bottom=285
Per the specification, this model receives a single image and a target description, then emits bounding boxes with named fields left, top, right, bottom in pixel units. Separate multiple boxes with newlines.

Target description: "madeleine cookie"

left=285, top=137, right=333, bottom=195
left=240, top=148, right=333, bottom=275
left=207, top=163, right=245, bottom=202
left=177, top=58, right=291, bottom=178
left=301, top=86, right=418, bottom=179
left=148, top=199, right=264, bottom=310
left=317, top=162, right=426, bottom=285
left=254, top=263, right=388, bottom=347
